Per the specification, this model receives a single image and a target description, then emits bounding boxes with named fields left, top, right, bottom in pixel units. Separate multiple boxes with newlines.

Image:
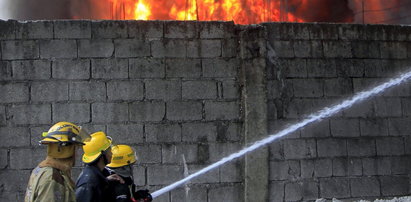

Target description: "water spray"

left=151, top=69, right=411, bottom=198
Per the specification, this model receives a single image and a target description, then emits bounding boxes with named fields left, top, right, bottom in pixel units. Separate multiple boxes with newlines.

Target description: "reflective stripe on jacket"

left=24, top=166, right=76, bottom=202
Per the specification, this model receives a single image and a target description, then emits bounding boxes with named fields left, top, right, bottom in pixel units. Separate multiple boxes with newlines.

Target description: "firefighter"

left=106, top=144, right=152, bottom=202
left=75, top=131, right=124, bottom=202
left=24, top=122, right=86, bottom=202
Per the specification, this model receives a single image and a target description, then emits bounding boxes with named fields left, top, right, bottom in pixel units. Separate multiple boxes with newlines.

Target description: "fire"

left=134, top=0, right=151, bottom=20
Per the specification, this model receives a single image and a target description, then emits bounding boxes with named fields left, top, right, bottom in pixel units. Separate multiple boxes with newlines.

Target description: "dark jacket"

left=75, top=165, right=111, bottom=202
left=109, top=176, right=134, bottom=202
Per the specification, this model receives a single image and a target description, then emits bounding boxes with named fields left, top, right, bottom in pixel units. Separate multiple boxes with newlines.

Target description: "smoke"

left=349, top=0, right=411, bottom=24
left=287, top=0, right=354, bottom=22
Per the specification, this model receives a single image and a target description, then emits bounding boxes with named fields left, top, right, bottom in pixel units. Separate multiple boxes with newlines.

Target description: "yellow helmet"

left=40, top=122, right=84, bottom=145
left=106, top=145, right=137, bottom=168
left=82, top=131, right=112, bottom=164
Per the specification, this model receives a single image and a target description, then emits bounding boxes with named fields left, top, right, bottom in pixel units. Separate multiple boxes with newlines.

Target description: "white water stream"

left=152, top=69, right=411, bottom=198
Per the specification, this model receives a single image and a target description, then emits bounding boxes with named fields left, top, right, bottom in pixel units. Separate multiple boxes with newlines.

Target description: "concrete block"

left=31, top=81, right=68, bottom=102
left=301, top=120, right=330, bottom=138
left=78, top=39, right=114, bottom=58
left=307, top=23, right=339, bottom=40
left=147, top=165, right=184, bottom=185
left=220, top=161, right=242, bottom=182
left=16, top=21, right=53, bottom=39
left=301, top=159, right=332, bottom=178
left=10, top=60, right=50, bottom=80
left=54, top=20, right=91, bottom=38
left=10, top=148, right=45, bottom=169
left=222, top=38, right=238, bottom=58
left=278, top=59, right=307, bottom=78
left=268, top=120, right=301, bottom=139
left=0, top=105, right=5, bottom=126
left=319, top=178, right=350, bottom=198
left=52, top=103, right=90, bottom=123
left=208, top=185, right=242, bottom=202
left=380, top=42, right=407, bottom=59
left=343, top=99, right=374, bottom=118
left=292, top=79, right=323, bottom=97
left=161, top=144, right=198, bottom=164
left=107, top=80, right=143, bottom=101
left=347, top=138, right=376, bottom=157
left=376, top=137, right=404, bottom=156
left=283, top=139, right=316, bottom=159
left=350, top=177, right=380, bottom=197
left=130, top=58, right=165, bottom=78
left=374, top=97, right=402, bottom=117
left=52, top=59, right=90, bottom=79
left=135, top=145, right=161, bottom=164
left=164, top=21, right=197, bottom=38
left=199, top=21, right=235, bottom=38
left=166, top=58, right=201, bottom=78
left=323, top=41, right=352, bottom=58
left=202, top=58, right=238, bottom=78
left=0, top=83, right=29, bottom=103
left=216, top=122, right=241, bottom=142
left=336, top=59, right=365, bottom=78
left=317, top=139, right=347, bottom=157
left=324, top=78, right=353, bottom=97
left=208, top=143, right=241, bottom=162
left=205, top=101, right=239, bottom=120
left=188, top=164, right=219, bottom=183
left=182, top=80, right=217, bottom=99
left=270, top=160, right=300, bottom=180
left=391, top=156, right=410, bottom=175
left=39, top=39, right=77, bottom=58
left=0, top=127, right=30, bottom=147
left=406, top=137, right=411, bottom=154
left=187, top=39, right=221, bottom=58
left=330, top=119, right=360, bottom=137
left=8, top=104, right=51, bottom=124
left=0, top=20, right=16, bottom=39
left=132, top=166, right=145, bottom=186
left=338, top=24, right=366, bottom=40
left=69, top=81, right=106, bottom=101
left=364, top=157, right=394, bottom=176
left=352, top=41, right=380, bottom=58
left=380, top=176, right=409, bottom=196
left=0, top=61, right=12, bottom=81
left=114, top=39, right=150, bottom=58
left=306, top=59, right=337, bottom=78
left=360, top=118, right=389, bottom=137
left=91, top=21, right=127, bottom=38
left=91, top=58, right=128, bottom=79
left=269, top=141, right=284, bottom=160
left=293, top=41, right=313, bottom=58
left=106, top=124, right=144, bottom=144
left=1, top=40, right=39, bottom=60
left=0, top=149, right=7, bottom=168
left=92, top=103, right=128, bottom=123
left=182, top=122, right=216, bottom=142
left=402, top=98, right=411, bottom=117
left=145, top=80, right=181, bottom=101
left=170, top=186, right=207, bottom=202
left=222, top=80, right=239, bottom=100
left=272, top=41, right=294, bottom=58
left=129, top=101, right=165, bottom=122
left=145, top=123, right=181, bottom=143
left=269, top=181, right=285, bottom=202
left=0, top=170, right=31, bottom=192
left=128, top=21, right=163, bottom=39
left=285, top=180, right=318, bottom=201
left=151, top=39, right=186, bottom=58
left=166, top=101, right=202, bottom=121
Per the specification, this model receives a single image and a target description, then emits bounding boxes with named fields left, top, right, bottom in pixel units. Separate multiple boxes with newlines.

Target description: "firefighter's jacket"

left=108, top=175, right=135, bottom=202
left=24, top=166, right=76, bottom=202
left=75, top=165, right=111, bottom=202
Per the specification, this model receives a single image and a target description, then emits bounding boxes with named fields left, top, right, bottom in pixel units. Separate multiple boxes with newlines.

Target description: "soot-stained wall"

left=0, top=20, right=410, bottom=202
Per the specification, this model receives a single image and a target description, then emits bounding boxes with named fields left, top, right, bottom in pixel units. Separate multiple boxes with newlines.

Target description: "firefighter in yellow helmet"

left=106, top=145, right=152, bottom=202
left=24, top=122, right=86, bottom=202
left=75, top=131, right=124, bottom=202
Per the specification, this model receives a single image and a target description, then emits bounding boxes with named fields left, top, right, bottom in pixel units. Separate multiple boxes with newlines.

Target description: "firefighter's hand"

left=134, top=189, right=153, bottom=202
left=107, top=174, right=125, bottom=184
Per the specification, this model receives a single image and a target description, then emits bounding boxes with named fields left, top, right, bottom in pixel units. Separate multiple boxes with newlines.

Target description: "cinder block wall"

left=266, top=23, right=411, bottom=201
left=0, top=20, right=410, bottom=202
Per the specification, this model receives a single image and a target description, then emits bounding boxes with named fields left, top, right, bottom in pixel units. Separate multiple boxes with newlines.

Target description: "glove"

left=134, top=189, right=153, bottom=202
